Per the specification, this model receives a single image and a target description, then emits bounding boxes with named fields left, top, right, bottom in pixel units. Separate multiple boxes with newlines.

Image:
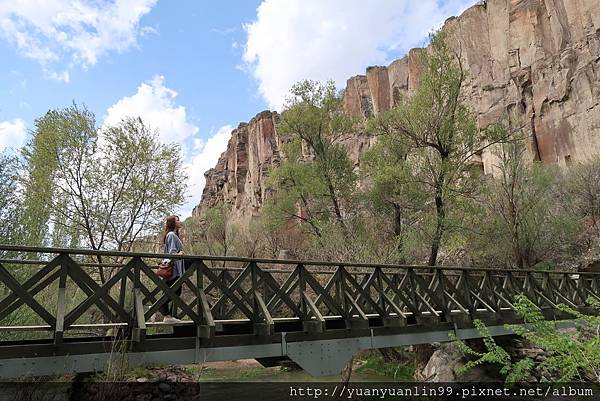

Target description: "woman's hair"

left=163, top=215, right=180, bottom=243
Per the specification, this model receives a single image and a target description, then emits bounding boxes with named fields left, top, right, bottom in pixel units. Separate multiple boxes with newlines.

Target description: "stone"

left=158, top=382, right=171, bottom=393
left=419, top=343, right=497, bottom=382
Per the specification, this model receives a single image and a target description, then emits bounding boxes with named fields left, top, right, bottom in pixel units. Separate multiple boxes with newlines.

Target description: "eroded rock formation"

left=193, top=0, right=600, bottom=220
left=192, top=111, right=281, bottom=220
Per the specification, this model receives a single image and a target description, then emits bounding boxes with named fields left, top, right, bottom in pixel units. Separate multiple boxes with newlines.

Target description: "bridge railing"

left=1, top=244, right=599, bottom=343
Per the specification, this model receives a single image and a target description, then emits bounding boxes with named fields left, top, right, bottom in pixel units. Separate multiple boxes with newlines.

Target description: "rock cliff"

left=192, top=111, right=281, bottom=220
left=193, top=0, right=600, bottom=220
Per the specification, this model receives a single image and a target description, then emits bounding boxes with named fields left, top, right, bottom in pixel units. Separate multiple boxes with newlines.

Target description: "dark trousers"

left=159, top=276, right=182, bottom=317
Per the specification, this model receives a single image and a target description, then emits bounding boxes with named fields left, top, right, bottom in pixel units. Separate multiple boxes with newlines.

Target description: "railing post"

left=299, top=264, right=307, bottom=318
left=436, top=269, right=449, bottom=322
left=54, top=254, right=68, bottom=345
left=132, top=257, right=146, bottom=343
left=196, top=260, right=215, bottom=338
left=298, top=264, right=324, bottom=333
left=334, top=266, right=351, bottom=328
left=251, top=262, right=274, bottom=336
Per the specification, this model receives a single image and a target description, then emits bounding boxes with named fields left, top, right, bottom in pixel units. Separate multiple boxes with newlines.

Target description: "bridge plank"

left=265, top=266, right=300, bottom=312
left=381, top=292, right=407, bottom=319
left=209, top=264, right=253, bottom=318
left=344, top=290, right=368, bottom=321
left=54, top=257, right=68, bottom=344
left=132, top=289, right=146, bottom=342
left=302, top=266, right=345, bottom=318
left=410, top=269, right=445, bottom=312
left=342, top=268, right=387, bottom=317
left=379, top=272, right=419, bottom=316
left=253, top=290, right=274, bottom=330
left=314, top=270, right=339, bottom=315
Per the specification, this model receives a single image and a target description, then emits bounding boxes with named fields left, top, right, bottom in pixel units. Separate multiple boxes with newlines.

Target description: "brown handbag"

left=157, top=260, right=173, bottom=279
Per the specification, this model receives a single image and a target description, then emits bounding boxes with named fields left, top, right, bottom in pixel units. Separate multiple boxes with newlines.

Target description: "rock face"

left=192, top=111, right=281, bottom=221
left=193, top=0, right=600, bottom=220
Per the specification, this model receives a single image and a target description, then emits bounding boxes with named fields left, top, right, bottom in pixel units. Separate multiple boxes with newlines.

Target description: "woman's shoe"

left=162, top=316, right=182, bottom=324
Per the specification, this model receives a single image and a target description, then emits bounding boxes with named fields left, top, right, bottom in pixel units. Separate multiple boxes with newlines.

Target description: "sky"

left=0, top=0, right=476, bottom=217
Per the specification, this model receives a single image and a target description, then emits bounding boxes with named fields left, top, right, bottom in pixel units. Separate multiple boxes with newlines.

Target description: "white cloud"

left=181, top=125, right=232, bottom=217
left=103, top=75, right=230, bottom=217
left=0, top=0, right=157, bottom=78
left=104, top=75, right=199, bottom=144
left=0, top=118, right=27, bottom=151
left=243, top=0, right=476, bottom=109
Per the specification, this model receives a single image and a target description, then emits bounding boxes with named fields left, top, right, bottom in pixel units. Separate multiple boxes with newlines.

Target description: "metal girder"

left=0, top=322, right=541, bottom=379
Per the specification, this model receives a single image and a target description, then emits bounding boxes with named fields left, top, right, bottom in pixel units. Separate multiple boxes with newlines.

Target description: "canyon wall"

left=192, top=111, right=281, bottom=220
left=193, top=0, right=600, bottom=220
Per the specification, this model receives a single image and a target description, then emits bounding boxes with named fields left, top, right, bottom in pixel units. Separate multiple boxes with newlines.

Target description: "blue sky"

left=0, top=0, right=476, bottom=216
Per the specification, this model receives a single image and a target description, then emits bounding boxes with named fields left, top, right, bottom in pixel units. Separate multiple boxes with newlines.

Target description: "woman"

left=159, top=215, right=185, bottom=323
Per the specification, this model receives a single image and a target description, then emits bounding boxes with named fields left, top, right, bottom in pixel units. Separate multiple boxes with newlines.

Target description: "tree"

left=186, top=206, right=260, bottom=263
left=473, top=137, right=578, bottom=269
left=199, top=205, right=233, bottom=258
left=264, top=80, right=357, bottom=254
left=0, top=151, right=22, bottom=247
left=361, top=133, right=427, bottom=263
left=562, top=157, right=600, bottom=247
left=20, top=108, right=72, bottom=247
left=369, top=30, right=508, bottom=266
left=20, top=105, right=187, bottom=281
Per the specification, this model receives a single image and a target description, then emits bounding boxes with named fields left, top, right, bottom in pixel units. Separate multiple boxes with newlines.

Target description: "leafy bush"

left=451, top=295, right=600, bottom=383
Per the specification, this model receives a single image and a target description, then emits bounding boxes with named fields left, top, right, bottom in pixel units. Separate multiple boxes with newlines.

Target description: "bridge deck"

left=0, top=245, right=598, bottom=377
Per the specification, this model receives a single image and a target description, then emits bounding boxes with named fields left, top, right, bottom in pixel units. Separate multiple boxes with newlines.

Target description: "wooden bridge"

left=0, top=245, right=598, bottom=377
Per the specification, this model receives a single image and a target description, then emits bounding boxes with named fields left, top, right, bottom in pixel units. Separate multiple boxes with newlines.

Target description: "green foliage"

left=360, top=136, right=427, bottom=262
left=20, top=106, right=187, bottom=258
left=264, top=80, right=358, bottom=253
left=469, top=138, right=579, bottom=268
left=559, top=157, right=600, bottom=251
left=453, top=296, right=600, bottom=384
left=356, top=351, right=415, bottom=380
left=0, top=151, right=22, bottom=247
left=450, top=320, right=534, bottom=385
left=510, top=295, right=600, bottom=382
left=20, top=104, right=92, bottom=246
left=238, top=367, right=269, bottom=379
left=187, top=206, right=261, bottom=260
left=368, top=29, right=509, bottom=266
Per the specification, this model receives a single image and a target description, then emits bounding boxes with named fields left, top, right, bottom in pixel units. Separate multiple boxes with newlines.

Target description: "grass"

left=356, top=352, right=415, bottom=381
left=239, top=368, right=270, bottom=379
left=185, top=365, right=216, bottom=378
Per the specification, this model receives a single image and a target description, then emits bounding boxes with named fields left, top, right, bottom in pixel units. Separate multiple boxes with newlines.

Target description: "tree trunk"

left=428, top=188, right=445, bottom=267
left=392, top=203, right=405, bottom=263
left=326, top=176, right=347, bottom=233
left=340, top=358, right=353, bottom=387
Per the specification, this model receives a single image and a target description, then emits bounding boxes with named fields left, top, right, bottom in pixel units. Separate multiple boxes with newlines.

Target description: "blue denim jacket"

left=163, top=231, right=184, bottom=279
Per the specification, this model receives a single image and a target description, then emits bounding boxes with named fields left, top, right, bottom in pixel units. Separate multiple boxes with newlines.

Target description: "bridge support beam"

left=286, top=337, right=371, bottom=377
left=0, top=323, right=579, bottom=379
